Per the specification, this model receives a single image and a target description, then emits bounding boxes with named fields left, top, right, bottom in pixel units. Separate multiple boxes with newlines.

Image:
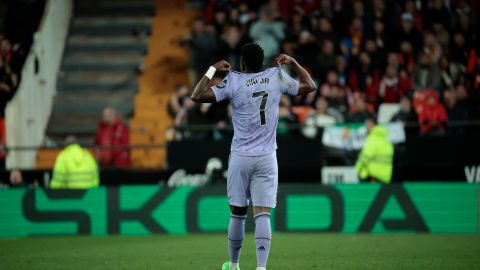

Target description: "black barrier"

left=168, top=132, right=480, bottom=182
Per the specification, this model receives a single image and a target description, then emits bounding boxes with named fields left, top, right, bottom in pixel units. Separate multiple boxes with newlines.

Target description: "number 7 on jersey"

left=252, top=91, right=269, bottom=125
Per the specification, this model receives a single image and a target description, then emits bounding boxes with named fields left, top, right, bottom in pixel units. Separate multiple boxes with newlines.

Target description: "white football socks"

left=256, top=267, right=266, bottom=270
left=230, top=262, right=238, bottom=269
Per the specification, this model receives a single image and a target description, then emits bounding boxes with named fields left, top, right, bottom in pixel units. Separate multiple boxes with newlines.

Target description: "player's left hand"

left=213, top=60, right=231, bottom=72
left=275, top=54, right=296, bottom=66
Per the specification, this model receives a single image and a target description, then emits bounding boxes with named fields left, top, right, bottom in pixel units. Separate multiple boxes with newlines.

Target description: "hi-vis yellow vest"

left=355, top=126, right=394, bottom=183
left=50, top=144, right=99, bottom=189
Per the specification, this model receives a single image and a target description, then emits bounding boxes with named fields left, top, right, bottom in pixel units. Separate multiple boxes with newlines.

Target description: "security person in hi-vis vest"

left=50, top=136, right=99, bottom=189
left=355, top=121, right=394, bottom=184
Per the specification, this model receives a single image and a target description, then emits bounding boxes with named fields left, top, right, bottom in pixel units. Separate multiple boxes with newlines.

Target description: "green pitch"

left=1, top=233, right=479, bottom=269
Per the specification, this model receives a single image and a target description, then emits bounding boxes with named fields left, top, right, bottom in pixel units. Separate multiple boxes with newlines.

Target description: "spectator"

left=444, top=88, right=468, bottom=134
left=351, top=0, right=366, bottom=20
left=340, top=17, right=364, bottom=63
left=432, top=22, right=449, bottom=50
left=277, top=96, right=297, bottom=136
left=450, top=32, right=469, bottom=65
left=216, top=25, right=249, bottom=70
left=364, top=39, right=386, bottom=71
left=320, top=69, right=348, bottom=115
left=336, top=55, right=348, bottom=86
left=313, top=97, right=337, bottom=126
left=348, top=52, right=374, bottom=93
left=398, top=41, right=416, bottom=73
left=439, top=55, right=465, bottom=90
left=422, top=32, right=442, bottom=64
left=314, top=16, right=336, bottom=43
left=370, top=20, right=390, bottom=52
left=302, top=97, right=337, bottom=139
left=285, top=11, right=303, bottom=42
left=355, top=124, right=394, bottom=183
left=386, top=52, right=400, bottom=71
left=455, top=83, right=479, bottom=120
left=212, top=10, right=227, bottom=36
left=418, top=91, right=448, bottom=134
left=50, top=136, right=99, bottom=189
left=403, top=0, right=423, bottom=31
left=347, top=94, right=376, bottom=123
left=455, top=84, right=469, bottom=106
left=95, top=107, right=130, bottom=168
left=378, top=66, right=411, bottom=103
left=453, top=12, right=476, bottom=47
left=391, top=96, right=417, bottom=123
left=249, top=5, right=285, bottom=65
left=317, top=39, right=336, bottom=80
left=368, top=0, right=393, bottom=30
left=168, top=83, right=190, bottom=119
left=412, top=52, right=441, bottom=91
left=396, top=12, right=422, bottom=54
left=295, top=30, right=318, bottom=77
left=175, top=98, right=212, bottom=140
left=180, top=18, right=216, bottom=89
left=9, top=169, right=23, bottom=186
left=425, top=0, right=451, bottom=29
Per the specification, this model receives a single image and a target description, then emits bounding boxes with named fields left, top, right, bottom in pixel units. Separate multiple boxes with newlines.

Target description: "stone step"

left=46, top=135, right=96, bottom=147
left=72, top=16, right=152, bottom=28
left=59, top=70, right=136, bottom=84
left=62, top=63, right=140, bottom=72
left=74, top=0, right=155, bottom=16
left=47, top=115, right=99, bottom=136
left=58, top=82, right=138, bottom=92
left=52, top=101, right=133, bottom=117
left=54, top=89, right=134, bottom=103
left=65, top=42, right=148, bottom=53
left=67, top=35, right=148, bottom=46
left=70, top=22, right=151, bottom=36
left=62, top=52, right=144, bottom=72
left=58, top=70, right=139, bottom=91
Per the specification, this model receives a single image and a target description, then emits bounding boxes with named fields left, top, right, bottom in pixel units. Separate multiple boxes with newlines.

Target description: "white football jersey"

left=212, top=67, right=299, bottom=156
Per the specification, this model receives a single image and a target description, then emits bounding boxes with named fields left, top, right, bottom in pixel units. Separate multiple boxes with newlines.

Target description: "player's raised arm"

left=275, top=54, right=316, bottom=96
left=191, top=60, right=231, bottom=103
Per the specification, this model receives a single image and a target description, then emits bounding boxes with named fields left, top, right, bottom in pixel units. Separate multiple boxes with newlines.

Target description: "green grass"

left=0, top=233, right=479, bottom=269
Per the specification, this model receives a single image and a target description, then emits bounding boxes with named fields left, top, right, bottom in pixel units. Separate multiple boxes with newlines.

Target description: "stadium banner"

left=322, top=122, right=405, bottom=150
left=0, top=183, right=478, bottom=237
left=321, top=166, right=359, bottom=184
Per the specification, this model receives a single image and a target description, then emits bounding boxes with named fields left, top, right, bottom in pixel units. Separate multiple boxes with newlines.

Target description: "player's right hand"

left=275, top=54, right=296, bottom=66
left=213, top=60, right=231, bottom=72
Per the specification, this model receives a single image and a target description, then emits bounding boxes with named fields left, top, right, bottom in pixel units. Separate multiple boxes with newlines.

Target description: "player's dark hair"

left=241, top=43, right=264, bottom=72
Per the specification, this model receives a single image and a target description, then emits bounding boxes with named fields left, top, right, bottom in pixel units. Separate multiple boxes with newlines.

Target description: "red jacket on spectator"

left=418, top=91, right=448, bottom=133
left=95, top=118, right=130, bottom=167
left=378, top=67, right=412, bottom=103
left=467, top=48, right=480, bottom=90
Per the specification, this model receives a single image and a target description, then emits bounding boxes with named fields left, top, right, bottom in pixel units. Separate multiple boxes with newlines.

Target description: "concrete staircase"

left=38, top=0, right=154, bottom=168
left=130, top=0, right=198, bottom=169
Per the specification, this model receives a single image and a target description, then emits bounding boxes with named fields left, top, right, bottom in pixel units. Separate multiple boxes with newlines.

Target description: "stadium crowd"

left=172, top=0, right=479, bottom=140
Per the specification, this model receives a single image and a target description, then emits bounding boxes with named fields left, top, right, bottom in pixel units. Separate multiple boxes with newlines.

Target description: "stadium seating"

left=131, top=0, right=198, bottom=168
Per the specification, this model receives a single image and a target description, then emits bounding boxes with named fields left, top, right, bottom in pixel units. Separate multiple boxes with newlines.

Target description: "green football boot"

left=221, top=261, right=240, bottom=270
